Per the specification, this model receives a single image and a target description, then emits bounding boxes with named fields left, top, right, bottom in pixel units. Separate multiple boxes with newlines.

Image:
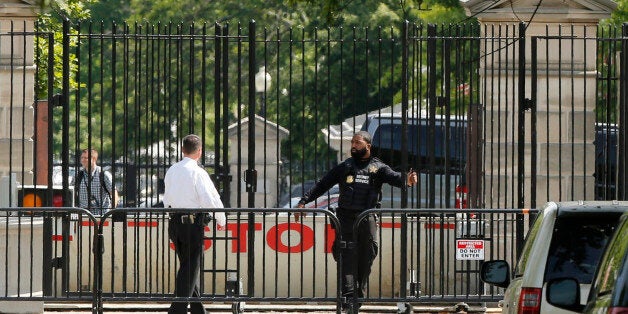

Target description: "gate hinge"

left=436, top=96, right=448, bottom=108
left=523, top=98, right=534, bottom=111
left=211, top=173, right=233, bottom=183
left=244, top=169, right=257, bottom=193
left=51, top=94, right=65, bottom=107
left=51, top=257, right=64, bottom=269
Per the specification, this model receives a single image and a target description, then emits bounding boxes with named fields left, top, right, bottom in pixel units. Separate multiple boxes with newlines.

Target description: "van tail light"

left=607, top=307, right=628, bottom=314
left=518, top=287, right=542, bottom=314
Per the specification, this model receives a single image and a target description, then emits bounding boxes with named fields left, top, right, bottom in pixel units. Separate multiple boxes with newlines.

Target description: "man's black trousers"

left=333, top=210, right=378, bottom=299
left=168, top=217, right=205, bottom=314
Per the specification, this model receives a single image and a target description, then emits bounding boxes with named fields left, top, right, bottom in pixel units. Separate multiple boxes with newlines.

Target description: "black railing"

left=0, top=207, right=534, bottom=313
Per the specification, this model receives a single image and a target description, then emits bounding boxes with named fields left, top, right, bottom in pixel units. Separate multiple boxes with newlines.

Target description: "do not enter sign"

left=455, top=240, right=485, bottom=260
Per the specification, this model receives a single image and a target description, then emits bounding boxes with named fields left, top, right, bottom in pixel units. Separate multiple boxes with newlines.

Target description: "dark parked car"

left=277, top=180, right=318, bottom=208
left=362, top=113, right=467, bottom=209
left=545, top=210, right=628, bottom=313
left=594, top=123, right=618, bottom=200
left=362, top=113, right=467, bottom=174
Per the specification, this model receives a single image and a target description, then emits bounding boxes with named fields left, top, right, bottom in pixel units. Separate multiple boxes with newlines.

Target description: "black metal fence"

left=0, top=208, right=98, bottom=306
left=53, top=21, right=628, bottom=212
left=0, top=17, right=627, bottom=312
left=2, top=20, right=625, bottom=211
left=0, top=207, right=535, bottom=313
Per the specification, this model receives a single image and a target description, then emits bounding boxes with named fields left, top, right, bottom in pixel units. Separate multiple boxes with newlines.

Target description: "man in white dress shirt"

left=163, top=134, right=226, bottom=314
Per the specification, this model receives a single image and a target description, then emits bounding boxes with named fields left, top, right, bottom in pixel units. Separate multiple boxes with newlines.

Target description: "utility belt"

left=337, top=207, right=376, bottom=215
left=169, top=212, right=212, bottom=225
left=336, top=208, right=379, bottom=223
left=170, top=213, right=198, bottom=224
left=168, top=204, right=201, bottom=224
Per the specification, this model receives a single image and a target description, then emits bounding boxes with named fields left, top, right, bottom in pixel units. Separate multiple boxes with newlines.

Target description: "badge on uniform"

left=369, top=165, right=378, bottom=173
left=346, top=175, right=354, bottom=183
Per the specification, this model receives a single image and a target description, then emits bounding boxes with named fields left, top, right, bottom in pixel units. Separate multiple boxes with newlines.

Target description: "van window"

left=544, top=216, right=619, bottom=284
left=589, top=218, right=627, bottom=296
left=371, top=122, right=466, bottom=173
left=515, top=213, right=544, bottom=276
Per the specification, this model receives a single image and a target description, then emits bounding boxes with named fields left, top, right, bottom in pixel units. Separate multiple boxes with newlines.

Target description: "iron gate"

left=1, top=17, right=627, bottom=310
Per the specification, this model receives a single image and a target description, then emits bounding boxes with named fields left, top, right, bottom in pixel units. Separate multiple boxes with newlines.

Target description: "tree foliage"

left=69, top=0, right=468, bottom=165
left=35, top=0, right=624, bottom=169
left=35, top=0, right=94, bottom=99
left=601, top=0, right=628, bottom=27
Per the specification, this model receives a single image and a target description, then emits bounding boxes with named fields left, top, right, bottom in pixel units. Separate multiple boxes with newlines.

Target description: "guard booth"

left=227, top=115, right=289, bottom=208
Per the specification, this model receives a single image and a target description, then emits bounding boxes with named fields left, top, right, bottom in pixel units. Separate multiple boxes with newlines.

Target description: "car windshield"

left=544, top=215, right=619, bottom=284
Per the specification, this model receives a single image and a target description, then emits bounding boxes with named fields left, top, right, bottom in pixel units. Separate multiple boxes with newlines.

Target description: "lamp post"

left=254, top=66, right=272, bottom=117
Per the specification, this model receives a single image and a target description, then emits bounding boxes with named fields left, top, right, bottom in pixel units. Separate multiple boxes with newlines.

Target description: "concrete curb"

left=44, top=302, right=501, bottom=313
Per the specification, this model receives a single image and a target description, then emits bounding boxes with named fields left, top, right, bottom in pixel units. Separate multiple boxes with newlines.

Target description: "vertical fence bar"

left=619, top=23, right=628, bottom=201
left=399, top=20, right=409, bottom=300
left=427, top=24, right=437, bottom=209
left=530, top=37, right=538, bottom=210
left=222, top=24, right=231, bottom=208
left=61, top=19, right=70, bottom=216
left=94, top=223, right=104, bottom=314
left=443, top=31, right=452, bottom=210
left=214, top=22, right=222, bottom=195
left=516, top=22, right=526, bottom=257
left=62, top=215, right=70, bottom=295
left=40, top=29, right=55, bottom=297
left=246, top=19, right=257, bottom=296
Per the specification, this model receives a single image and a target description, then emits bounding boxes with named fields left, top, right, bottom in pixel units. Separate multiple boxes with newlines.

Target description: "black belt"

left=170, top=213, right=198, bottom=224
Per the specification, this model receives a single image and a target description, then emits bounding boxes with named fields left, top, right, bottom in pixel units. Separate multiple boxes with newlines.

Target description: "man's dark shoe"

left=342, top=302, right=361, bottom=314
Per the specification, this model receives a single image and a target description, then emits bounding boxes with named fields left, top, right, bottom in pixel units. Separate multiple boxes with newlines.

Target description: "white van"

left=480, top=201, right=628, bottom=313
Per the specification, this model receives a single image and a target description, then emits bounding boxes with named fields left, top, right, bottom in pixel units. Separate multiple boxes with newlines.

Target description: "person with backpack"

left=75, top=148, right=119, bottom=215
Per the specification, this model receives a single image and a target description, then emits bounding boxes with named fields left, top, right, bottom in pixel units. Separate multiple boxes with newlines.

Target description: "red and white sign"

left=455, top=239, right=484, bottom=260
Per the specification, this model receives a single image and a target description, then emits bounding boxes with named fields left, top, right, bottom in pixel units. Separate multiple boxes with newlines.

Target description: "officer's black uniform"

left=168, top=213, right=208, bottom=314
left=298, top=156, right=406, bottom=300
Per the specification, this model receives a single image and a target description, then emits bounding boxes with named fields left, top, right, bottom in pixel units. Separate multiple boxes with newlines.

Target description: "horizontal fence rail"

left=0, top=207, right=537, bottom=312
left=348, top=208, right=537, bottom=310
left=0, top=208, right=97, bottom=304
left=93, top=208, right=342, bottom=305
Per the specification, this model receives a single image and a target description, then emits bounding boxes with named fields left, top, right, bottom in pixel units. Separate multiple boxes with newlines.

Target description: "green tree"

left=77, top=0, right=475, bottom=167
left=35, top=0, right=94, bottom=99
left=35, top=0, right=95, bottom=161
left=601, top=0, right=628, bottom=27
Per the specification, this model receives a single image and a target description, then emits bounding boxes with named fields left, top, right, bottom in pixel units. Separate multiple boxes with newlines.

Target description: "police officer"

left=295, top=131, right=417, bottom=310
left=163, top=134, right=227, bottom=314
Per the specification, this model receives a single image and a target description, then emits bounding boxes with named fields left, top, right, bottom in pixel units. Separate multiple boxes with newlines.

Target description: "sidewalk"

left=44, top=302, right=501, bottom=313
